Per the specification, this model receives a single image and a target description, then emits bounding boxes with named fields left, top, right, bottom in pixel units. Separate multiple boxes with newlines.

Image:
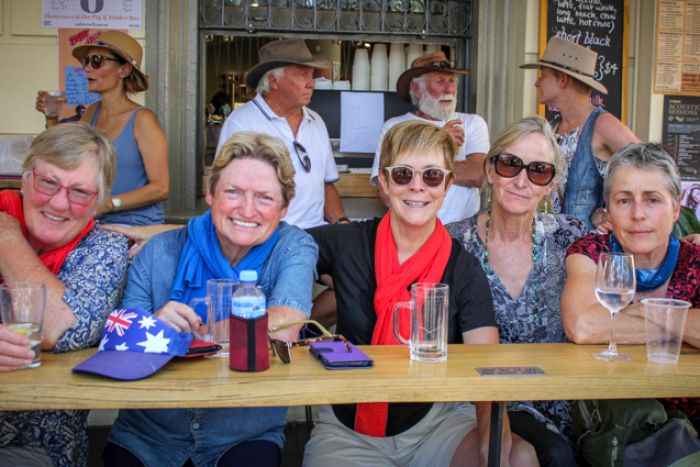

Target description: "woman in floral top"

left=447, top=116, right=584, bottom=467
left=0, top=124, right=129, bottom=467
left=563, top=143, right=700, bottom=430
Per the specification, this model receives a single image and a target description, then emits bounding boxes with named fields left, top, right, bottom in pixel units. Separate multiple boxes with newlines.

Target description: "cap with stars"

left=72, top=307, right=193, bottom=381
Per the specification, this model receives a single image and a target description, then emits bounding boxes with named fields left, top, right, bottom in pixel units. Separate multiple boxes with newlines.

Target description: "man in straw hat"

left=521, top=36, right=639, bottom=230
left=216, top=39, right=348, bottom=230
left=370, top=51, right=490, bottom=224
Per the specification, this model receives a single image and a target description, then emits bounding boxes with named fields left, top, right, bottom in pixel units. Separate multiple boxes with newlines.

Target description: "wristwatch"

left=111, top=197, right=122, bottom=211
left=335, top=217, right=350, bottom=224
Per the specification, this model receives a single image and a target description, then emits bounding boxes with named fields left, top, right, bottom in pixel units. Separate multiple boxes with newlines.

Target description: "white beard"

left=418, top=93, right=457, bottom=121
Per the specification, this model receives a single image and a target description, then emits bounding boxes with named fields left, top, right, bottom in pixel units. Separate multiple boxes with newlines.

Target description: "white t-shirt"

left=216, top=94, right=339, bottom=229
left=370, top=112, right=490, bottom=224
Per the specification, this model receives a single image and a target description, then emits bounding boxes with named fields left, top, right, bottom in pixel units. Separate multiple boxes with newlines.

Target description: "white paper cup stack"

left=406, top=43, right=424, bottom=68
left=352, top=47, right=370, bottom=91
left=370, top=43, right=388, bottom=91
left=388, top=43, right=405, bottom=92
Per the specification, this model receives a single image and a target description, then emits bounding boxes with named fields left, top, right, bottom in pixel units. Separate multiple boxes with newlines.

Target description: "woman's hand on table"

left=0, top=324, right=34, bottom=371
left=155, top=300, right=203, bottom=336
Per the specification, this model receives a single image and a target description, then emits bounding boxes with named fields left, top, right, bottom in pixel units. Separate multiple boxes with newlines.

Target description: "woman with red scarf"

left=304, top=121, right=537, bottom=466
left=0, top=123, right=129, bottom=467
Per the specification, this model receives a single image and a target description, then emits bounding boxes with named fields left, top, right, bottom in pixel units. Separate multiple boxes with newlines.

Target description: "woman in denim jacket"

left=103, top=132, right=318, bottom=467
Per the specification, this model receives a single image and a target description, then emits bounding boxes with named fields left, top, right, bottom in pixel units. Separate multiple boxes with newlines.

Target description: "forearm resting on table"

left=564, top=303, right=646, bottom=345
left=267, top=306, right=307, bottom=342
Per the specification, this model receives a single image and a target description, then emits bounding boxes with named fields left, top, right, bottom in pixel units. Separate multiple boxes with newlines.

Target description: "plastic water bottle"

left=231, top=270, right=266, bottom=319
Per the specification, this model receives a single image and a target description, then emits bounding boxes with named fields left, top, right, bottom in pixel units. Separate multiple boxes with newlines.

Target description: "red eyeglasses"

left=31, top=170, right=98, bottom=206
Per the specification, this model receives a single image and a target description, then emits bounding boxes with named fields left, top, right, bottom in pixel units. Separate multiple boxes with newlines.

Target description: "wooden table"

left=3, top=343, right=700, bottom=465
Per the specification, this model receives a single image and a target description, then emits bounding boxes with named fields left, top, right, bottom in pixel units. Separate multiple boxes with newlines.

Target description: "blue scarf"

left=610, top=233, right=679, bottom=292
left=169, top=211, right=280, bottom=312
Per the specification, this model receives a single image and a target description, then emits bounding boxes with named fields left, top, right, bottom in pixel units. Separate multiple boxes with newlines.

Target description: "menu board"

left=544, top=0, right=625, bottom=119
left=654, top=0, right=700, bottom=95
left=662, top=95, right=700, bottom=179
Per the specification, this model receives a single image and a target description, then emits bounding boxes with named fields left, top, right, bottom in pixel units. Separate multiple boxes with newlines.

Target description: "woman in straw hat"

left=521, top=36, right=639, bottom=231
left=36, top=31, right=169, bottom=227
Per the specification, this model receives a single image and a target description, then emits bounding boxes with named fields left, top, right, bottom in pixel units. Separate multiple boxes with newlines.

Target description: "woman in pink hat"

left=521, top=37, right=639, bottom=231
left=36, top=31, right=169, bottom=227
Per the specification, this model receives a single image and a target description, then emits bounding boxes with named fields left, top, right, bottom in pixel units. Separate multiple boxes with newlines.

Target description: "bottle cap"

left=239, top=270, right=258, bottom=282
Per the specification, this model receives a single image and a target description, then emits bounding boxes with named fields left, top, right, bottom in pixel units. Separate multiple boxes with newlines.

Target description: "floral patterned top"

left=551, top=127, right=608, bottom=214
left=0, top=226, right=128, bottom=467
left=567, top=233, right=700, bottom=420
left=447, top=213, right=585, bottom=437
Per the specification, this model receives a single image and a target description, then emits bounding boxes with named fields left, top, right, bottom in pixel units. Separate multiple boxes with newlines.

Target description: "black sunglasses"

left=293, top=141, right=311, bottom=173
left=268, top=319, right=351, bottom=364
left=80, top=54, right=124, bottom=70
left=491, top=152, right=556, bottom=186
left=384, top=165, right=451, bottom=188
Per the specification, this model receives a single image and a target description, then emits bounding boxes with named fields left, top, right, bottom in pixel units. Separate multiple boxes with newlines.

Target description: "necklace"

left=482, top=211, right=538, bottom=271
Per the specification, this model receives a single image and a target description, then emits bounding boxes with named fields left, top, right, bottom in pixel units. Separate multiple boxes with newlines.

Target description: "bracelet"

left=335, top=217, right=350, bottom=224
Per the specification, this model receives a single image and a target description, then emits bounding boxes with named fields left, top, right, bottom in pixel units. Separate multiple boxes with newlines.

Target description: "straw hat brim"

left=245, top=57, right=330, bottom=90
left=72, top=43, right=149, bottom=93
left=396, top=66, right=468, bottom=102
left=520, top=61, right=608, bottom=95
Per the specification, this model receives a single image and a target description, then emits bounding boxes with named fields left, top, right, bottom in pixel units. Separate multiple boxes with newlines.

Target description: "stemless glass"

left=593, top=252, right=636, bottom=361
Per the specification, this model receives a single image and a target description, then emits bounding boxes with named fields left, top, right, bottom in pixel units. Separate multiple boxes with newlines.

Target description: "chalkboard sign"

left=545, top=0, right=625, bottom=119
left=662, top=95, right=700, bottom=180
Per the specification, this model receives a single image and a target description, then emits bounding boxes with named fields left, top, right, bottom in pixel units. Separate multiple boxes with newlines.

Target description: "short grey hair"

left=408, top=74, right=427, bottom=107
left=256, top=66, right=286, bottom=95
left=22, top=123, right=116, bottom=204
left=485, top=115, right=563, bottom=186
left=604, top=143, right=681, bottom=209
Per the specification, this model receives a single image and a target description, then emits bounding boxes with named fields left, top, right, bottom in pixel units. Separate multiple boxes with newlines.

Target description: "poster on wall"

left=56, top=28, right=127, bottom=120
left=543, top=0, right=626, bottom=120
left=41, top=0, right=141, bottom=29
left=654, top=0, right=700, bottom=95
left=662, top=95, right=700, bottom=179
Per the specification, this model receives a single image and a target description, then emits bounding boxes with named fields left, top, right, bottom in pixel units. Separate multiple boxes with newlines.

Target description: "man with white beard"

left=370, top=51, right=490, bottom=223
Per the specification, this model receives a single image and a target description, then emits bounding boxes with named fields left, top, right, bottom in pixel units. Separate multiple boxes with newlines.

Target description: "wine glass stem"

left=608, top=310, right=619, bottom=354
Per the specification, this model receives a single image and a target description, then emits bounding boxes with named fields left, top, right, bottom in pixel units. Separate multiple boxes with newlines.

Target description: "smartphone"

left=308, top=341, right=373, bottom=369
left=184, top=340, right=222, bottom=358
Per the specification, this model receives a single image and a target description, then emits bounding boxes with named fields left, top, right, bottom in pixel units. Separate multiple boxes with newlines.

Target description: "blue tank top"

left=91, top=102, right=164, bottom=225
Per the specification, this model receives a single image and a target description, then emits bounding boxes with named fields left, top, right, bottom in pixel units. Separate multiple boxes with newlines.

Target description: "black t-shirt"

left=309, top=218, right=496, bottom=436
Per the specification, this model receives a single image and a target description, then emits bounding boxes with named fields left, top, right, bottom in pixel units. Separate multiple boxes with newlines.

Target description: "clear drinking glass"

left=593, top=252, right=636, bottom=361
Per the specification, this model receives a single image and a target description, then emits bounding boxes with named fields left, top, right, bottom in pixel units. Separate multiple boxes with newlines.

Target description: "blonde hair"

left=211, top=132, right=296, bottom=207
left=23, top=123, right=116, bottom=204
left=379, top=120, right=456, bottom=181
left=485, top=115, right=562, bottom=185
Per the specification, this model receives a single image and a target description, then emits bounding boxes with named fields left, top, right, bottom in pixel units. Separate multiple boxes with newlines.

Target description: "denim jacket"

left=108, top=220, right=318, bottom=467
left=561, top=107, right=605, bottom=230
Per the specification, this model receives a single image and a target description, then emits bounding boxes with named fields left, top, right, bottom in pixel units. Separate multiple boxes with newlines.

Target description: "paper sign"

left=64, top=66, right=100, bottom=107
left=340, top=92, right=384, bottom=153
left=475, top=367, right=546, bottom=377
left=42, top=0, right=142, bottom=29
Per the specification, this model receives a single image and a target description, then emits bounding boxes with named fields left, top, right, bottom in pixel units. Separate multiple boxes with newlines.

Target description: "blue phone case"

left=308, top=341, right=374, bottom=369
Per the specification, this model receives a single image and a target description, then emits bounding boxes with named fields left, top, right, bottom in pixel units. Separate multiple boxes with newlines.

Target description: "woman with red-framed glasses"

left=304, top=120, right=537, bottom=466
left=446, top=116, right=585, bottom=466
left=0, top=123, right=129, bottom=466
left=35, top=30, right=169, bottom=227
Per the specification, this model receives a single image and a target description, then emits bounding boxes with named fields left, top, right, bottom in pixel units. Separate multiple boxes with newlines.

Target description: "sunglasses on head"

left=293, top=141, right=311, bottom=173
left=80, top=54, right=124, bottom=70
left=491, top=152, right=556, bottom=186
left=268, top=319, right=351, bottom=364
left=384, top=165, right=451, bottom=188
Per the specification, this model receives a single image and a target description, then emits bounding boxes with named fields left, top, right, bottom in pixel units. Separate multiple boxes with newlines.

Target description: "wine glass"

left=593, top=252, right=636, bottom=361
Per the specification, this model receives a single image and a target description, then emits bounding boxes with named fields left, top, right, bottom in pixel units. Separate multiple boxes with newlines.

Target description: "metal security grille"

left=199, top=0, right=471, bottom=38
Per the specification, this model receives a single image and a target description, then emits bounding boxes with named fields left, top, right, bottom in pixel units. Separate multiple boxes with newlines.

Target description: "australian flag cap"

left=73, top=307, right=193, bottom=381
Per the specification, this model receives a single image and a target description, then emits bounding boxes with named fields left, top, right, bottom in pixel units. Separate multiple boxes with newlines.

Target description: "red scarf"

left=354, top=211, right=452, bottom=437
left=0, top=190, right=94, bottom=275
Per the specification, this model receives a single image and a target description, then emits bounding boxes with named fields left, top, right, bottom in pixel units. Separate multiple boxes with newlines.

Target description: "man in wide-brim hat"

left=216, top=38, right=348, bottom=230
left=520, top=36, right=639, bottom=231
left=370, top=51, right=491, bottom=224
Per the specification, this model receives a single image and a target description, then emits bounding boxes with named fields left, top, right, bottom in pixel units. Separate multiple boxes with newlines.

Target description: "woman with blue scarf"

left=562, top=142, right=700, bottom=428
left=103, top=132, right=318, bottom=467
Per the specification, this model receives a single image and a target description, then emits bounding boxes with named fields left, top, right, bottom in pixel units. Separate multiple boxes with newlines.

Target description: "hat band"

left=540, top=59, right=595, bottom=79
left=420, top=60, right=455, bottom=70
